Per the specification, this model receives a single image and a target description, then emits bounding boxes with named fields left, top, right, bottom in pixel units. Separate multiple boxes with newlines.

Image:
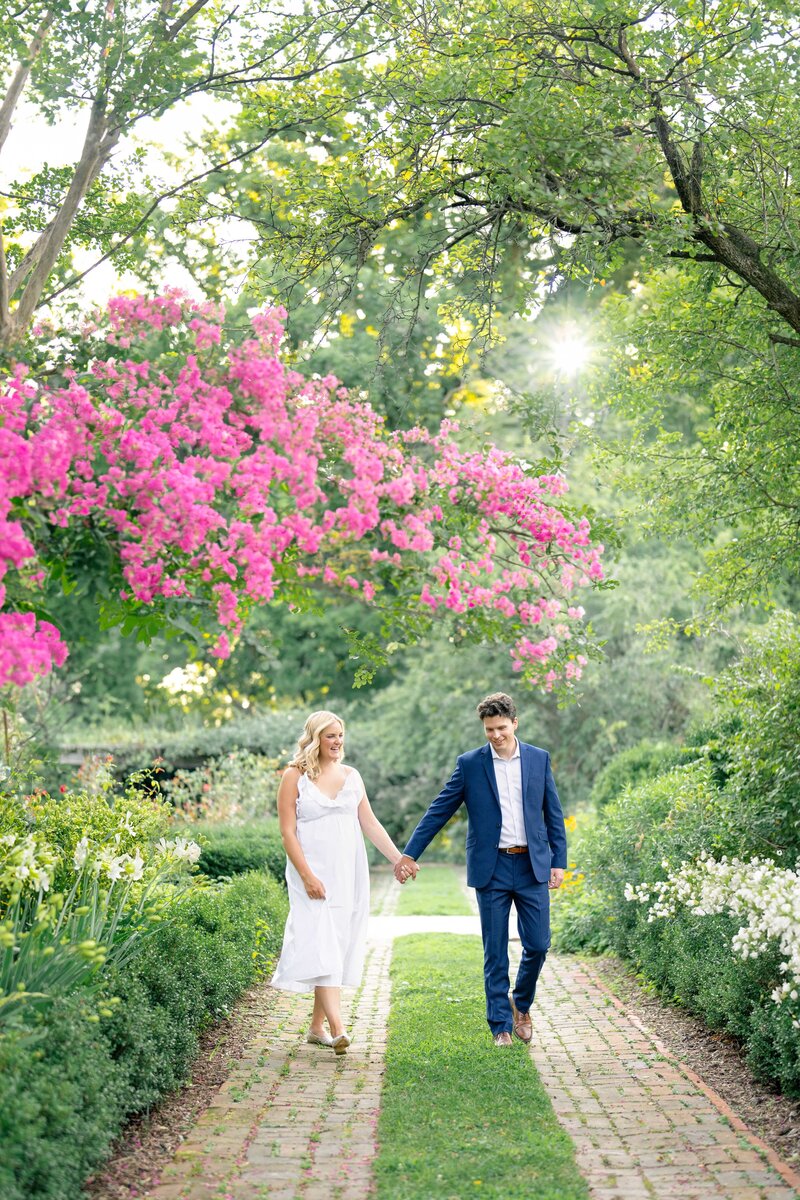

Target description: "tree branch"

left=0, top=222, right=9, bottom=330
left=40, top=119, right=323, bottom=307
left=165, top=0, right=211, bottom=41
left=6, top=96, right=120, bottom=339
left=0, top=10, right=55, bottom=160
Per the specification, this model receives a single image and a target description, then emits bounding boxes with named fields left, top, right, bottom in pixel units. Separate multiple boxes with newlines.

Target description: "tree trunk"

left=1, top=97, right=121, bottom=348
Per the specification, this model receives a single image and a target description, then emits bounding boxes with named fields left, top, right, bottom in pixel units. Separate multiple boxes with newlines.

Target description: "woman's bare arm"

left=357, top=790, right=405, bottom=868
left=277, top=768, right=326, bottom=899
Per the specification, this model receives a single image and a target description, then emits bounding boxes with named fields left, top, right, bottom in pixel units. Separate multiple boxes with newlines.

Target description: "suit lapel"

left=480, top=744, right=501, bottom=807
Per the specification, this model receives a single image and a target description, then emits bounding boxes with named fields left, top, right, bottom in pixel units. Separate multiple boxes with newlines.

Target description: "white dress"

left=271, top=767, right=370, bottom=993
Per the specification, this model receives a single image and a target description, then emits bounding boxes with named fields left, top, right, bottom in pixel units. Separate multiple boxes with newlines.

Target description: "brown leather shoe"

left=511, top=1000, right=532, bottom=1043
left=493, top=1031, right=513, bottom=1048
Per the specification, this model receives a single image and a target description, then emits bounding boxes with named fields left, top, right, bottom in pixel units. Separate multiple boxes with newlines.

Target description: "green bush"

left=0, top=994, right=128, bottom=1200
left=590, top=739, right=697, bottom=809
left=160, top=749, right=279, bottom=823
left=714, top=611, right=800, bottom=858
left=194, top=818, right=286, bottom=881
left=0, top=870, right=288, bottom=1200
left=57, top=709, right=305, bottom=776
left=550, top=874, right=616, bottom=955
left=553, top=613, right=800, bottom=1093
left=0, top=783, right=172, bottom=895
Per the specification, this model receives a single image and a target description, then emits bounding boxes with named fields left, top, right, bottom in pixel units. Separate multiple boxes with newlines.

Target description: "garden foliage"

left=553, top=612, right=800, bottom=1093
left=0, top=772, right=287, bottom=1199
left=0, top=870, right=286, bottom=1200
left=196, top=818, right=286, bottom=883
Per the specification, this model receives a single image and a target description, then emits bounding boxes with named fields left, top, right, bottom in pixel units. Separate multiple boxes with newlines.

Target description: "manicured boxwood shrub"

left=196, top=818, right=286, bottom=882
left=0, top=870, right=288, bottom=1200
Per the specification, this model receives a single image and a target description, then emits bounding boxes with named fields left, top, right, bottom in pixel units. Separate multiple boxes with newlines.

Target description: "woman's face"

left=318, top=722, right=344, bottom=763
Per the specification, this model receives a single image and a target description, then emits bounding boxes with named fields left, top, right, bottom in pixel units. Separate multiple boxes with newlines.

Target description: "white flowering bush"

left=0, top=788, right=202, bottom=1029
left=625, top=853, right=800, bottom=1027
left=0, top=830, right=57, bottom=897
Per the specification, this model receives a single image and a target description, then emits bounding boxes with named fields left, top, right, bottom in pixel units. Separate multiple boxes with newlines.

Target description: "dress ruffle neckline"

left=299, top=769, right=357, bottom=808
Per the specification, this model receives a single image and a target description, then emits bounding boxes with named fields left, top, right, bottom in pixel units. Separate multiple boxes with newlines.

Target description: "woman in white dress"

left=271, top=710, right=408, bottom=1054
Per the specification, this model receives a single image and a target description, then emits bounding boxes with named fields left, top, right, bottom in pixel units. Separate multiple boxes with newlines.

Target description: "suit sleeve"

left=403, top=758, right=467, bottom=861
left=543, top=754, right=567, bottom=870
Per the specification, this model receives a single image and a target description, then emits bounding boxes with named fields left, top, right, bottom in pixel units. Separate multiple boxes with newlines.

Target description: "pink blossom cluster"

left=0, top=293, right=604, bottom=690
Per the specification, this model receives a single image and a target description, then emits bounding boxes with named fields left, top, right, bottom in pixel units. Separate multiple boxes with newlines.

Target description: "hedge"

left=0, top=870, right=288, bottom=1200
left=196, top=818, right=286, bottom=882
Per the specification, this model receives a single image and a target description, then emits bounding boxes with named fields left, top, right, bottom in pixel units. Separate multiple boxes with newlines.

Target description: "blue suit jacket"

left=403, top=741, right=567, bottom=889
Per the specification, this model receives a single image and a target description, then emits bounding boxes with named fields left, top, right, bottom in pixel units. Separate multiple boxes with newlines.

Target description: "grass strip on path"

left=375, top=934, right=589, bottom=1200
left=394, top=863, right=473, bottom=916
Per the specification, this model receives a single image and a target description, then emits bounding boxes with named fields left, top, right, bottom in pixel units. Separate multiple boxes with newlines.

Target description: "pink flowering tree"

left=0, top=293, right=606, bottom=695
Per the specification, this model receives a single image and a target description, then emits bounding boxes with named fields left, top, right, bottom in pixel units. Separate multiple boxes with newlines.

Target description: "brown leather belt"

left=499, top=845, right=528, bottom=855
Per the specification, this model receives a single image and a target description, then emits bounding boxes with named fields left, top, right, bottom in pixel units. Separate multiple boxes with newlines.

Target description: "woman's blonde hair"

left=290, top=710, right=346, bottom=778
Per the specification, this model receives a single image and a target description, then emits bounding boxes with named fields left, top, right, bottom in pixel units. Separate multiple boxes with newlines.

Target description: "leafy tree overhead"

left=218, top=0, right=800, bottom=608
left=0, top=0, right=390, bottom=347
left=240, top=1, right=800, bottom=340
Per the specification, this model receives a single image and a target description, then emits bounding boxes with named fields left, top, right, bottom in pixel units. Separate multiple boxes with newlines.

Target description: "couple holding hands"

left=271, top=692, right=567, bottom=1052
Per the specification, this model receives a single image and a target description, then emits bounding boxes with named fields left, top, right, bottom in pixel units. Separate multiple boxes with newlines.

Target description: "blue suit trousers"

left=475, top=851, right=551, bottom=1034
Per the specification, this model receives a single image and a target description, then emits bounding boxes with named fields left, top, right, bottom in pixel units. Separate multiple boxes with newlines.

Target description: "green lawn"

left=394, top=863, right=473, bottom=916
left=374, top=934, right=589, bottom=1200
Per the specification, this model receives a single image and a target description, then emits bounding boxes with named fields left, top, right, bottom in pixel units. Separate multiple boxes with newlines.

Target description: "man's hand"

left=394, top=855, right=419, bottom=884
left=548, top=868, right=565, bottom=891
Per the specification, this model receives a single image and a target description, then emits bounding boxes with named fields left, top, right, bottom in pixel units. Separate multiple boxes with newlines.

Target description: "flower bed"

left=625, top=854, right=800, bottom=1028
left=550, top=614, right=800, bottom=1094
left=0, top=777, right=287, bottom=1199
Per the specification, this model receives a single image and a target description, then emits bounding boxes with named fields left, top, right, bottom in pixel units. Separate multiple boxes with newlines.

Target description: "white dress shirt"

left=490, top=740, right=526, bottom=847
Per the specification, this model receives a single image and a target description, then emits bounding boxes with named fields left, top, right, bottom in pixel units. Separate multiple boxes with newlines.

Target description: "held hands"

left=548, top=868, right=565, bottom=891
left=394, top=855, right=419, bottom=885
left=303, top=873, right=327, bottom=900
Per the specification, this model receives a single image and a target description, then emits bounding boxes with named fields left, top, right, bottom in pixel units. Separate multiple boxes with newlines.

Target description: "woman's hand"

left=303, top=873, right=327, bottom=900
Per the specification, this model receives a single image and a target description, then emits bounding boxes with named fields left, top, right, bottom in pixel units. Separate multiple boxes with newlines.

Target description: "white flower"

left=172, top=837, right=202, bottom=863
left=127, top=849, right=145, bottom=881
left=105, top=855, right=126, bottom=882
left=625, top=853, right=800, bottom=1012
left=73, top=837, right=90, bottom=870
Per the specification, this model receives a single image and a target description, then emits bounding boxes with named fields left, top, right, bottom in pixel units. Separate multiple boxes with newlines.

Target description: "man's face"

left=483, top=715, right=518, bottom=753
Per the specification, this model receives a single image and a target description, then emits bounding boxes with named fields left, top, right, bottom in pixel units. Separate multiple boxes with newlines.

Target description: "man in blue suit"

left=394, top=692, right=566, bottom=1047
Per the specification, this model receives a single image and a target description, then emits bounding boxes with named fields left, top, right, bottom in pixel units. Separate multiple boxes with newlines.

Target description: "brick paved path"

left=463, top=868, right=798, bottom=1198
left=145, top=866, right=799, bottom=1200
left=144, top=872, right=399, bottom=1200
left=525, top=953, right=800, bottom=1200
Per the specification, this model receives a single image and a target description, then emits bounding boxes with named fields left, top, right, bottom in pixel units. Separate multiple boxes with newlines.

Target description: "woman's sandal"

left=331, top=1033, right=351, bottom=1055
left=306, top=1030, right=333, bottom=1047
